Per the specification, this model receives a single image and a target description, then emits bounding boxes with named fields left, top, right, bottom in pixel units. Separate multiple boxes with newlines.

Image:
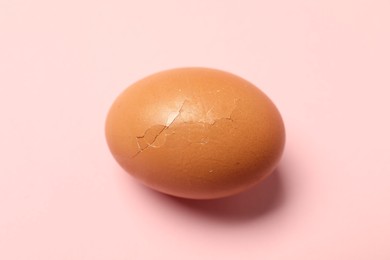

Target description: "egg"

left=105, top=68, right=285, bottom=199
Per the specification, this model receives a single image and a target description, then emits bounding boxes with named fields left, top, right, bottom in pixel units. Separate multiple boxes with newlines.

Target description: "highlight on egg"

left=105, top=68, right=285, bottom=199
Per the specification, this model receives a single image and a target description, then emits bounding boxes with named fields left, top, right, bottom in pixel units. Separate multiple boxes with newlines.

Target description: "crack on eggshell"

left=131, top=99, right=240, bottom=158
left=132, top=101, right=187, bottom=157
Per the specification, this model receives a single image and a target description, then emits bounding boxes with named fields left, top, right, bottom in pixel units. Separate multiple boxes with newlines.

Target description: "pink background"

left=1, top=0, right=390, bottom=259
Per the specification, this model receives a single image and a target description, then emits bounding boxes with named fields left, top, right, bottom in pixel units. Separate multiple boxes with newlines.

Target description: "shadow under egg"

left=144, top=168, right=285, bottom=222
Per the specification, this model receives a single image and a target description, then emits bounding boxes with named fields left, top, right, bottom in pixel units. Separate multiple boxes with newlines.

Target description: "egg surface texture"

left=105, top=68, right=285, bottom=199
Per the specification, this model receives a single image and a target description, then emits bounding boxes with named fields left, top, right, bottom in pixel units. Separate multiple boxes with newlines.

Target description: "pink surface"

left=1, top=0, right=390, bottom=259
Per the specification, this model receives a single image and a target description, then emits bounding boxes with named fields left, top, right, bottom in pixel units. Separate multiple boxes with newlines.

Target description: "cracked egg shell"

left=105, top=68, right=285, bottom=199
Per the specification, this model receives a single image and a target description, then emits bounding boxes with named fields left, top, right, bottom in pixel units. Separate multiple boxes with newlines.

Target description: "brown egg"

left=105, top=68, right=285, bottom=199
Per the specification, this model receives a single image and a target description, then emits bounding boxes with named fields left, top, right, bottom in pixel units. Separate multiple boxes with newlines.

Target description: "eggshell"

left=105, top=68, right=285, bottom=199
